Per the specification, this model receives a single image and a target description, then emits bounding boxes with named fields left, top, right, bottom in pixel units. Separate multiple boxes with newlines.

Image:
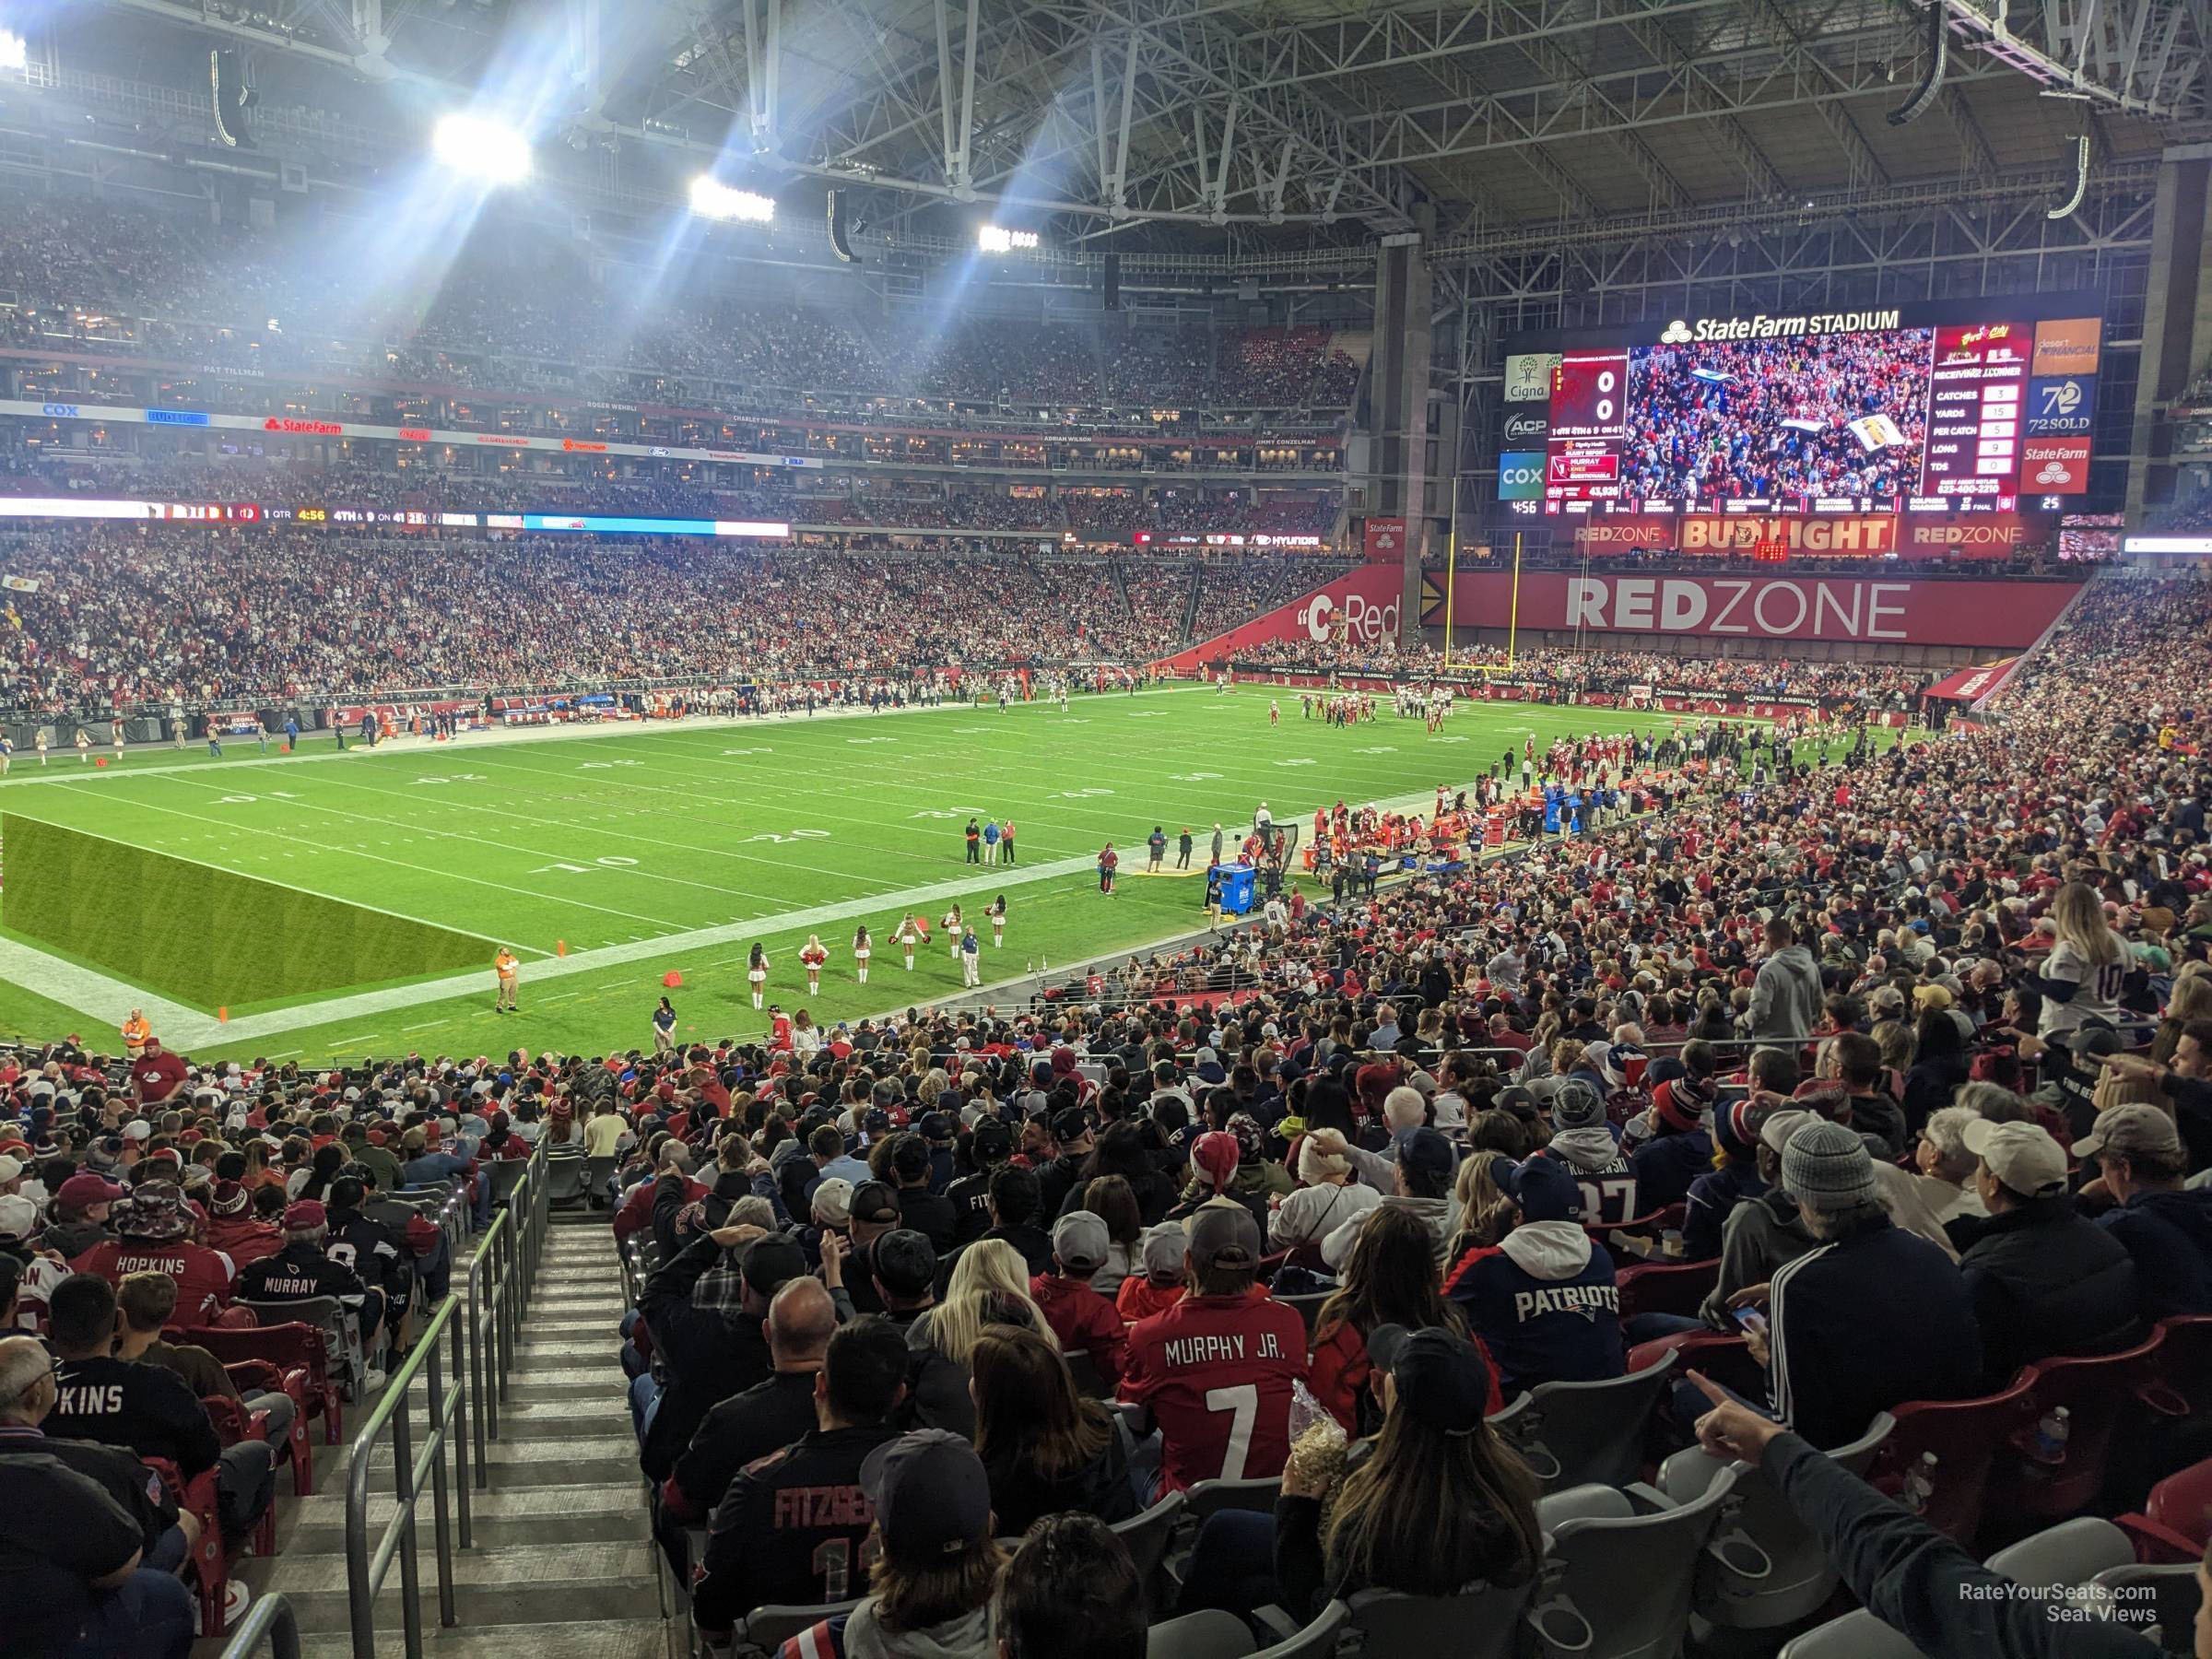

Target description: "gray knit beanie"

left=1780, top=1119, right=1880, bottom=1213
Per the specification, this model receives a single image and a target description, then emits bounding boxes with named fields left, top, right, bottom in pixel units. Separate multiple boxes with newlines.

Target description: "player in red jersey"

left=1118, top=1205, right=1307, bottom=1494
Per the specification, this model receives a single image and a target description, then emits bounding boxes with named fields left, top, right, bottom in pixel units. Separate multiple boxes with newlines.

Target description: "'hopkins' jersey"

left=1119, top=1291, right=1308, bottom=1492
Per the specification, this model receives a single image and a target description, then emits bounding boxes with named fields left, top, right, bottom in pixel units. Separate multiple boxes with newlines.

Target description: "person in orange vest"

left=120, top=1010, right=151, bottom=1060
left=493, top=947, right=521, bottom=1013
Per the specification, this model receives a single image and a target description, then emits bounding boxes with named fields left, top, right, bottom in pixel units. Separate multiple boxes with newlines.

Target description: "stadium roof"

left=67, top=0, right=2212, bottom=254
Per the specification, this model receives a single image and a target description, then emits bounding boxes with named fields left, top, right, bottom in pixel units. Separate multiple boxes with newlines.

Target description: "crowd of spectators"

left=1623, top=333, right=1934, bottom=502
left=1226, top=638, right=1928, bottom=708
left=5, top=562, right=2210, bottom=1656
left=0, top=535, right=1239, bottom=713
left=0, top=194, right=1364, bottom=419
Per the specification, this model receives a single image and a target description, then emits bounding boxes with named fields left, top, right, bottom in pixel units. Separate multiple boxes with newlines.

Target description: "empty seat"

left=1656, top=1413, right=1894, bottom=1630
left=1498, top=1347, right=1677, bottom=1492
left=1524, top=1462, right=1740, bottom=1659
left=1347, top=1580, right=1533, bottom=1659
left=1866, top=1371, right=2038, bottom=1544
left=1113, top=1490, right=1186, bottom=1608
left=1991, top=1328, right=2168, bottom=1526
left=1147, top=1608, right=1256, bottom=1659
left=1778, top=1608, right=1919, bottom=1659
left=582, top=1153, right=619, bottom=1207
left=1983, top=1517, right=2135, bottom=1589
left=2117, top=1454, right=2212, bottom=1561
left=233, top=1295, right=367, bottom=1400
left=1614, top=1258, right=1719, bottom=1324
left=1249, top=1601, right=1347, bottom=1659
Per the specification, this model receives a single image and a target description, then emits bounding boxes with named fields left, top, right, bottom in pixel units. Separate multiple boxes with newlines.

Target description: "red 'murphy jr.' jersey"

left=1120, top=1291, right=1308, bottom=1492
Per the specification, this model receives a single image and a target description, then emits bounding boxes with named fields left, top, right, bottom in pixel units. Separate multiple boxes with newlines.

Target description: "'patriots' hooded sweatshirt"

left=1444, top=1219, right=1623, bottom=1395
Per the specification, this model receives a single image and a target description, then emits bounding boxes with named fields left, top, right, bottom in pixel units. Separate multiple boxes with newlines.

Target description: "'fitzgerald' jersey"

left=1119, top=1291, right=1307, bottom=1491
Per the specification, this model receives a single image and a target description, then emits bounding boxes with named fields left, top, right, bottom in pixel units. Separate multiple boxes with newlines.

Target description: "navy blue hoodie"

left=1444, top=1219, right=1623, bottom=1394
left=2097, top=1186, right=2212, bottom=1319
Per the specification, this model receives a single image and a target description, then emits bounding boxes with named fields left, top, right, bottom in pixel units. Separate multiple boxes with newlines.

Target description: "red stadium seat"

left=2115, top=1456, right=2212, bottom=1563
left=1866, top=1372, right=2039, bottom=1544
left=201, top=1394, right=278, bottom=1557
left=2147, top=1314, right=2212, bottom=1418
left=178, top=1320, right=342, bottom=1452
left=1991, top=1328, right=2171, bottom=1532
left=1627, top=1329, right=1763, bottom=1401
left=1614, top=1258, right=1719, bottom=1324
left=144, top=1455, right=234, bottom=1638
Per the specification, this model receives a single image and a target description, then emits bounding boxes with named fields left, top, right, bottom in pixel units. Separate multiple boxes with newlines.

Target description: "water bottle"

left=2032, top=1405, right=2071, bottom=1465
left=1900, top=1452, right=1937, bottom=1514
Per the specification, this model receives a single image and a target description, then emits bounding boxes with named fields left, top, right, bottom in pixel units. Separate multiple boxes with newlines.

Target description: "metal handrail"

left=217, top=1591, right=302, bottom=1659
left=340, top=1147, right=552, bottom=1659
left=465, top=1148, right=553, bottom=1481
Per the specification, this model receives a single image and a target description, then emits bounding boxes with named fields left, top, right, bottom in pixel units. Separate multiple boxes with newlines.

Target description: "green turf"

left=2, top=813, right=492, bottom=1007
left=0, top=688, right=1838, bottom=1065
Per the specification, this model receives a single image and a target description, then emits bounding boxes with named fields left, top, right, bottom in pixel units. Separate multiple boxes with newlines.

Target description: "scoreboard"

left=1499, top=297, right=2103, bottom=510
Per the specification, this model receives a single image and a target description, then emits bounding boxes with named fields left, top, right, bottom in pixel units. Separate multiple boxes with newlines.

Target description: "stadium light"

left=978, top=225, right=1038, bottom=253
left=688, top=176, right=774, bottom=223
left=0, top=30, right=27, bottom=72
left=432, top=113, right=532, bottom=185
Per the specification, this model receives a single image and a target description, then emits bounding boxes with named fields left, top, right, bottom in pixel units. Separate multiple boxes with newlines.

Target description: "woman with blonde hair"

left=904, top=1238, right=1056, bottom=1438
left=2035, top=881, right=2129, bottom=1038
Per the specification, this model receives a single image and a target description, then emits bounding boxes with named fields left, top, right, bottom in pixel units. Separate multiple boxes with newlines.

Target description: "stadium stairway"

left=210, top=1215, right=664, bottom=1657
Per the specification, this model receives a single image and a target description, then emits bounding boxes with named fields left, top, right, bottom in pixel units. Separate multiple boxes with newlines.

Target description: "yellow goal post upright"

left=1441, top=494, right=1523, bottom=678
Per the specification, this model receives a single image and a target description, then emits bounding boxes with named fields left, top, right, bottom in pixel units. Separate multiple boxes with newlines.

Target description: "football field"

left=0, top=686, right=1748, bottom=1064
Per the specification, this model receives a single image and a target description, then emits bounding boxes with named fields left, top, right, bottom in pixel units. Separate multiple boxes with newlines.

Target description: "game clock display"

left=1505, top=306, right=2102, bottom=508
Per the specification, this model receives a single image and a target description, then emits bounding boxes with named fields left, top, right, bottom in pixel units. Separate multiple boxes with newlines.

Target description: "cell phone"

left=1732, top=1308, right=1769, bottom=1337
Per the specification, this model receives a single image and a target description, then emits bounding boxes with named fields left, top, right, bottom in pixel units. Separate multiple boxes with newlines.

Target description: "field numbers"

left=1432, top=735, right=1468, bottom=744
left=1054, top=787, right=1114, bottom=798
left=530, top=855, right=642, bottom=874
left=847, top=735, right=899, bottom=745
left=911, top=807, right=989, bottom=819
left=744, top=830, right=830, bottom=845
left=1170, top=771, right=1222, bottom=782
left=218, top=794, right=259, bottom=804
left=721, top=747, right=774, bottom=757
left=1128, top=711, right=1167, bottom=718
left=579, top=759, right=642, bottom=770
left=1355, top=746, right=1397, bottom=755
left=414, top=773, right=488, bottom=785
left=1274, top=758, right=1317, bottom=768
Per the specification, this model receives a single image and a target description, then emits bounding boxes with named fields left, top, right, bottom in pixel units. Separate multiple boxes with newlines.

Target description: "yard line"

left=39, top=784, right=677, bottom=935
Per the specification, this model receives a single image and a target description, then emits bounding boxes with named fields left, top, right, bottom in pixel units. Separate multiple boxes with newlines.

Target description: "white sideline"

left=0, top=847, right=1119, bottom=1049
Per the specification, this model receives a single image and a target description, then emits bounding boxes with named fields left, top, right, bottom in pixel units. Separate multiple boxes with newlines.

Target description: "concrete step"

left=285, top=1482, right=652, bottom=1550
left=293, top=1618, right=670, bottom=1659
left=253, top=1541, right=663, bottom=1635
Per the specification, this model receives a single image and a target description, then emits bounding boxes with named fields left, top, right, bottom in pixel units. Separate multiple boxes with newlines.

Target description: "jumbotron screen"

left=1497, top=298, right=2104, bottom=509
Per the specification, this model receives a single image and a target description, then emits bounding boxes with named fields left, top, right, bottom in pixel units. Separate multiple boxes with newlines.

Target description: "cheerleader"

left=747, top=942, right=770, bottom=1010
left=942, top=902, right=963, bottom=960
left=895, top=914, right=920, bottom=971
left=988, top=894, right=1006, bottom=949
left=800, top=934, right=828, bottom=996
left=853, top=923, right=873, bottom=984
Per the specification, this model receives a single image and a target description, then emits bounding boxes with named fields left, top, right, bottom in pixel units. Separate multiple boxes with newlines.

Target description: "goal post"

left=1441, top=529, right=1523, bottom=674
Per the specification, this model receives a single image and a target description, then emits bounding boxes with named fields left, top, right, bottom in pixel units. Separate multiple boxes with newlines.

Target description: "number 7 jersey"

left=1118, top=1289, right=1309, bottom=1492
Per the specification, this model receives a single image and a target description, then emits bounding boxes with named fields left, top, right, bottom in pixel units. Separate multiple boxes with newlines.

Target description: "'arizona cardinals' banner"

left=1425, top=571, right=2080, bottom=648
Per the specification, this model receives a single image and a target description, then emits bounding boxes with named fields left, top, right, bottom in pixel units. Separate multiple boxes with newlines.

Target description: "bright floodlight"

left=689, top=176, right=774, bottom=223
left=432, top=113, right=532, bottom=184
left=0, top=31, right=28, bottom=72
left=978, top=225, right=1038, bottom=253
